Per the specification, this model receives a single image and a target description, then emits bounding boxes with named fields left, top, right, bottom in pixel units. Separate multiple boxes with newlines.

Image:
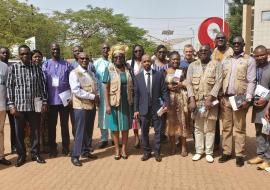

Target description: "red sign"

left=198, top=17, right=229, bottom=49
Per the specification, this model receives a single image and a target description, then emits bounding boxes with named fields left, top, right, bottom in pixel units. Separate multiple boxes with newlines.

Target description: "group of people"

left=0, top=32, right=269, bottom=172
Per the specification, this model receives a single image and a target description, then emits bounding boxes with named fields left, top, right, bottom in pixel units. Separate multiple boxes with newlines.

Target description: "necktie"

left=146, top=72, right=151, bottom=104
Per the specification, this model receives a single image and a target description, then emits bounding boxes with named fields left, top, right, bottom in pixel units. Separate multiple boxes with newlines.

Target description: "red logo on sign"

left=198, top=17, right=229, bottom=49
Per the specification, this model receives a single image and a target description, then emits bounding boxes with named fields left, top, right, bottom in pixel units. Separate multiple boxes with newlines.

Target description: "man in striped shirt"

left=7, top=45, right=48, bottom=167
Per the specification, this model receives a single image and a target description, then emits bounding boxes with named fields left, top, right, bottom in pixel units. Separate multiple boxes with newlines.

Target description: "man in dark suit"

left=134, top=54, right=169, bottom=162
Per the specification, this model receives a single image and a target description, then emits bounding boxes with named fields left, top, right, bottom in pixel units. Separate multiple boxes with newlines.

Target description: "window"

left=261, top=11, right=270, bottom=21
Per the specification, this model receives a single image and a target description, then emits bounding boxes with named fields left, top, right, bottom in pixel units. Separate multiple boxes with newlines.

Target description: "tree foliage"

left=227, top=0, right=255, bottom=43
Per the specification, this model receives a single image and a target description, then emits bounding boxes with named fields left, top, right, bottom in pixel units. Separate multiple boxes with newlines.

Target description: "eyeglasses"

left=134, top=50, right=142, bottom=53
left=79, top=57, right=89, bottom=60
left=19, top=53, right=29, bottom=56
left=216, top=37, right=225, bottom=40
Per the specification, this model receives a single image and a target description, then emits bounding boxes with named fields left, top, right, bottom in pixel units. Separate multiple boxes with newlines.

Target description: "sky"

left=19, top=0, right=226, bottom=50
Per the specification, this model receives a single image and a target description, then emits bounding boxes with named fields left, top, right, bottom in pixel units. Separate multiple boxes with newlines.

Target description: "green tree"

left=227, top=0, right=255, bottom=43
left=54, top=6, right=155, bottom=58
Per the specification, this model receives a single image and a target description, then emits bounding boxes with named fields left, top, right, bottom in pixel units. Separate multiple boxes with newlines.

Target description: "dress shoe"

left=141, top=153, right=151, bottom=161
left=15, top=156, right=26, bottom=167
left=98, top=141, right=108, bottom=149
left=192, top=154, right=202, bottom=161
left=247, top=156, right=263, bottom=164
left=155, top=154, right=162, bottom=162
left=82, top=152, right=98, bottom=159
left=71, top=157, right=82, bottom=166
left=62, top=149, right=70, bottom=156
left=257, top=162, right=270, bottom=170
left=206, top=155, right=214, bottom=163
left=0, top=158, right=12, bottom=165
left=218, top=154, right=232, bottom=163
left=236, top=156, right=244, bottom=167
left=32, top=155, right=46, bottom=164
left=122, top=154, right=128, bottom=160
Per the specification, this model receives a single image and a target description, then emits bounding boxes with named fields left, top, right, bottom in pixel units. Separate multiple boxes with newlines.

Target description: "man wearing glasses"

left=69, top=52, right=99, bottom=166
left=219, top=36, right=256, bottom=167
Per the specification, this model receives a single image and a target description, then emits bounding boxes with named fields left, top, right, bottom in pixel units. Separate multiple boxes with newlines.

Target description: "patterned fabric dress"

left=165, top=68, right=189, bottom=137
left=103, top=68, right=132, bottom=131
left=93, top=58, right=110, bottom=130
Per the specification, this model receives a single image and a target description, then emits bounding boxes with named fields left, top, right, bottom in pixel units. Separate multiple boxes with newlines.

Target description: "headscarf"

left=109, top=44, right=129, bottom=61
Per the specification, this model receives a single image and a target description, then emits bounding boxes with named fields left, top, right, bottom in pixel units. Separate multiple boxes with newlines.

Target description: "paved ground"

left=0, top=109, right=269, bottom=190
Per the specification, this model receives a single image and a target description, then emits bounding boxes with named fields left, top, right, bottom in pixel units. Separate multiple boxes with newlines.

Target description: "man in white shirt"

left=0, top=54, right=11, bottom=165
left=69, top=52, right=99, bottom=166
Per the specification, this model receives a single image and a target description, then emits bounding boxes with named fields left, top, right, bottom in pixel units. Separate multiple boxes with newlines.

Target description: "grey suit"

left=134, top=70, right=169, bottom=155
left=251, top=61, right=270, bottom=163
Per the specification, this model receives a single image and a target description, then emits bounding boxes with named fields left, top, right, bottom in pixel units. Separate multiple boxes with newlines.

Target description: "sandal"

left=114, top=155, right=121, bottom=160
left=122, top=154, right=128, bottom=160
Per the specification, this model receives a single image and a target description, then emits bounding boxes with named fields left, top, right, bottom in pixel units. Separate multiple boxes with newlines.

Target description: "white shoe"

left=192, top=154, right=202, bottom=161
left=206, top=155, right=214, bottom=163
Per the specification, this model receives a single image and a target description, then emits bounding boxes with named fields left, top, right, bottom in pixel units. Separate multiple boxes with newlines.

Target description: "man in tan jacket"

left=219, top=36, right=256, bottom=167
left=187, top=45, right=222, bottom=163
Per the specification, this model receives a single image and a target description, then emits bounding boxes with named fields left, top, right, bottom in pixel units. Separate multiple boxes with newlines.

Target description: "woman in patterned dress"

left=165, top=51, right=189, bottom=156
left=103, top=45, right=133, bottom=160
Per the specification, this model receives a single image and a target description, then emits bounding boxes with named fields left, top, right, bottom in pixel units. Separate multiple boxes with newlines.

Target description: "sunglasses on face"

left=79, top=57, right=89, bottom=60
left=233, top=42, right=242, bottom=45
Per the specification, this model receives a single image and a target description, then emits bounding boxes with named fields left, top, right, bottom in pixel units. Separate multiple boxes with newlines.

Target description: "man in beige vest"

left=212, top=32, right=234, bottom=150
left=69, top=52, right=99, bottom=166
left=219, top=36, right=256, bottom=167
left=186, top=45, right=222, bottom=163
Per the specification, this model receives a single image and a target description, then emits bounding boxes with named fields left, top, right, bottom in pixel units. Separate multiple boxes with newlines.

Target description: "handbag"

left=132, top=118, right=140, bottom=129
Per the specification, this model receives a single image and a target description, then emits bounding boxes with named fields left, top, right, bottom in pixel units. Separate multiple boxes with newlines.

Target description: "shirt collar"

left=78, top=65, right=88, bottom=73
left=144, top=69, right=152, bottom=75
left=233, top=52, right=245, bottom=59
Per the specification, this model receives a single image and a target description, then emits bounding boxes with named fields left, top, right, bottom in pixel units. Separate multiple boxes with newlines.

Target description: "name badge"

left=52, top=76, right=59, bottom=87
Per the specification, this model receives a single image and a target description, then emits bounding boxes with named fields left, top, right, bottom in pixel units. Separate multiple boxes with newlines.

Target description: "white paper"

left=261, top=118, right=270, bottom=135
left=174, top=69, right=182, bottom=78
left=229, top=96, right=238, bottom=111
left=255, top=85, right=270, bottom=98
left=34, top=97, right=42, bottom=112
left=59, top=90, right=71, bottom=107
left=212, top=100, right=219, bottom=106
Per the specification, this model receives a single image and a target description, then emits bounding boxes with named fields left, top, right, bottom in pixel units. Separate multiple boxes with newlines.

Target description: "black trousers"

left=7, top=111, right=16, bottom=150
left=14, top=111, right=41, bottom=156
left=140, top=107, right=162, bottom=155
left=48, top=105, right=70, bottom=151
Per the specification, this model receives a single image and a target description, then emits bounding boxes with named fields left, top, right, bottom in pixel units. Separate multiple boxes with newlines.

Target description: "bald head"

left=78, top=52, right=90, bottom=69
left=142, top=54, right=152, bottom=71
left=215, top=32, right=227, bottom=50
left=232, top=36, right=245, bottom=55
left=50, top=43, right=60, bottom=60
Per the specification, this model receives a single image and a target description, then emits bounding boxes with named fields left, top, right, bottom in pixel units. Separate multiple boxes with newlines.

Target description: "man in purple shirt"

left=43, top=43, right=71, bottom=157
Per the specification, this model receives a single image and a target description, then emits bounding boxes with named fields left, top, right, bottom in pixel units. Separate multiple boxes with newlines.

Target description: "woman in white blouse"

left=126, top=45, right=144, bottom=148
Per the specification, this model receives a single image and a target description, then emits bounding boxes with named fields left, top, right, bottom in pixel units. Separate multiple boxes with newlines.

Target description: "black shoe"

left=155, top=154, right=162, bottom=162
left=111, top=140, right=115, bottom=146
left=236, top=156, right=244, bottom=167
left=15, top=156, right=26, bottom=167
left=218, top=154, right=232, bottom=163
left=122, top=154, right=128, bottom=160
left=141, top=153, right=151, bottom=161
left=71, top=157, right=82, bottom=166
left=99, top=141, right=108, bottom=149
left=0, top=158, right=12, bottom=165
left=49, top=149, right=58, bottom=158
left=62, top=149, right=70, bottom=156
left=82, top=152, right=98, bottom=159
left=11, top=147, right=17, bottom=154
left=32, top=155, right=46, bottom=164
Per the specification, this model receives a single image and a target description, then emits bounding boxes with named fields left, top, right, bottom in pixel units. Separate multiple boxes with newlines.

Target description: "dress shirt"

left=0, top=61, right=8, bottom=111
left=69, top=65, right=96, bottom=100
left=127, top=60, right=142, bottom=76
left=7, top=61, right=47, bottom=111
left=224, top=53, right=256, bottom=99
left=42, top=59, right=71, bottom=105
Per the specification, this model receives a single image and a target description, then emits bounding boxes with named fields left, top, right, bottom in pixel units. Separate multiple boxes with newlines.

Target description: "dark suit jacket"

left=134, top=69, right=169, bottom=116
